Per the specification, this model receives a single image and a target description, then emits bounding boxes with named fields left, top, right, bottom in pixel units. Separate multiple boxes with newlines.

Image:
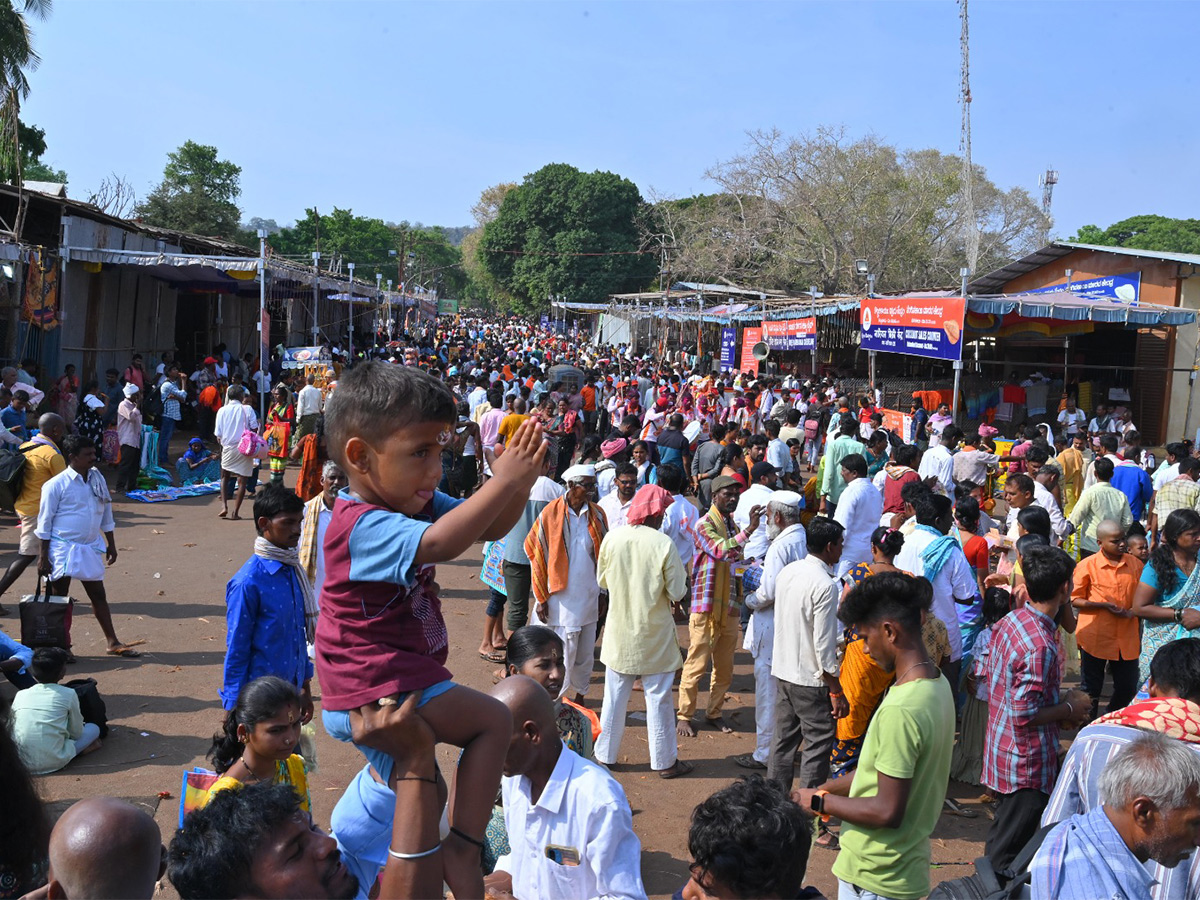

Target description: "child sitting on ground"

left=315, top=361, right=545, bottom=898
left=10, top=647, right=102, bottom=774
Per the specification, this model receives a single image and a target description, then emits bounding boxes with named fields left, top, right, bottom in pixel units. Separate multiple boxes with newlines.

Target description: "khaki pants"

left=677, top=611, right=739, bottom=722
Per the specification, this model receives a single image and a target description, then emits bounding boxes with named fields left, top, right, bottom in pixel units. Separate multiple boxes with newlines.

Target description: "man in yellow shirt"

left=496, top=397, right=531, bottom=449
left=0, top=412, right=65, bottom=613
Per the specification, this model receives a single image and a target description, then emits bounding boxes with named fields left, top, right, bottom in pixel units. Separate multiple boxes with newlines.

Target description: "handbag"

left=19, top=577, right=73, bottom=649
left=238, top=429, right=267, bottom=456
left=65, top=677, right=108, bottom=738
left=179, top=768, right=220, bottom=826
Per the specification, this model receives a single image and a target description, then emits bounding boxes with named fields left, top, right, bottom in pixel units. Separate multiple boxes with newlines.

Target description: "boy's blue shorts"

left=323, top=679, right=457, bottom=783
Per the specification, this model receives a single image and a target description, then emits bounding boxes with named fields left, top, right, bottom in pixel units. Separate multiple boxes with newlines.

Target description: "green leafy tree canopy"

left=1069, top=215, right=1200, bottom=256
left=135, top=140, right=242, bottom=240
left=478, top=163, right=658, bottom=312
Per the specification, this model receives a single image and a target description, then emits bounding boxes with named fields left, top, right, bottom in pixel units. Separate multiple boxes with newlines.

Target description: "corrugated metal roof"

left=968, top=241, right=1200, bottom=293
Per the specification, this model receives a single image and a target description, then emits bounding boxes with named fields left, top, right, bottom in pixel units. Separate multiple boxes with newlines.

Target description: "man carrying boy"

left=981, top=545, right=1092, bottom=872
left=525, top=463, right=608, bottom=702
left=1071, top=519, right=1143, bottom=719
left=316, top=361, right=547, bottom=898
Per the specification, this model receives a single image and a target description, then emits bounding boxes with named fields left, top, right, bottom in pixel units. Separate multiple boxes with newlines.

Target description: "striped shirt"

left=160, top=380, right=187, bottom=421
left=1032, top=805, right=1157, bottom=900
left=689, top=506, right=747, bottom=615
left=982, top=605, right=1061, bottom=796
left=1153, top=477, right=1200, bottom=528
left=1042, top=722, right=1200, bottom=900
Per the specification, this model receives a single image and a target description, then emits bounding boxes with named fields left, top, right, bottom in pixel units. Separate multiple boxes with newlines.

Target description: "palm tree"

left=0, top=0, right=49, bottom=99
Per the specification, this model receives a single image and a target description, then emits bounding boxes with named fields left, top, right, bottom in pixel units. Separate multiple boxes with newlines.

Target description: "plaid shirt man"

left=159, top=380, right=186, bottom=421
left=690, top=505, right=748, bottom=615
left=1154, top=475, right=1200, bottom=527
left=982, top=604, right=1062, bottom=795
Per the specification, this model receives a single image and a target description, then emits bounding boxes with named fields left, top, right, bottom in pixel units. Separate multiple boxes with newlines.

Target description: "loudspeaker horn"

left=751, top=341, right=770, bottom=361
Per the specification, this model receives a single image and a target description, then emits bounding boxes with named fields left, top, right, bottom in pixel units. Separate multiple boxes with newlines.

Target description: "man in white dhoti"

left=36, top=434, right=138, bottom=657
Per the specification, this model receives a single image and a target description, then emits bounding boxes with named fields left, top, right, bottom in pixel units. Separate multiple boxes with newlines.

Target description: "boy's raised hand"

left=492, top=416, right=546, bottom=487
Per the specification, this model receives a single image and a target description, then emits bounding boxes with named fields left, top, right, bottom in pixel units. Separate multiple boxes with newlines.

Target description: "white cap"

left=769, top=490, right=804, bottom=508
left=123, top=383, right=139, bottom=398
left=561, top=464, right=597, bottom=483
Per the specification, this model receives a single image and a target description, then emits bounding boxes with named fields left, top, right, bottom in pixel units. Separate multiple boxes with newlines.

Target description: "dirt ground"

left=0, top=473, right=995, bottom=899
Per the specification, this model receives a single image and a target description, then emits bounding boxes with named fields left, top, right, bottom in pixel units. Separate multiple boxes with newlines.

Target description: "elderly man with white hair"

left=525, top=462, right=608, bottom=703
left=1, top=364, right=44, bottom=407
left=734, top=490, right=808, bottom=771
left=1031, top=731, right=1200, bottom=899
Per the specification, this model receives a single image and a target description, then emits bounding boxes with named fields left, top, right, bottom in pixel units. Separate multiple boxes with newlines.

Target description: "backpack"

left=803, top=417, right=820, bottom=441
left=927, top=823, right=1052, bottom=900
left=0, top=442, right=32, bottom=510
left=65, top=677, right=109, bottom=738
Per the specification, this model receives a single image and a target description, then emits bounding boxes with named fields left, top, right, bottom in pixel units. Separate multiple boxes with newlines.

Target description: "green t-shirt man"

left=832, top=674, right=955, bottom=899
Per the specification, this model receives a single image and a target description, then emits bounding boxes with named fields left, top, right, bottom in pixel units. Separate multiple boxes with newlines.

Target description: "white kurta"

left=833, top=477, right=885, bottom=578
left=35, top=466, right=114, bottom=582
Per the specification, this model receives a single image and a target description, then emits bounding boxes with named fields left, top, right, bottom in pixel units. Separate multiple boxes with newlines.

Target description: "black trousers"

left=1079, top=649, right=1140, bottom=717
left=117, top=443, right=141, bottom=491
left=985, top=788, right=1048, bottom=874
left=503, top=561, right=532, bottom=632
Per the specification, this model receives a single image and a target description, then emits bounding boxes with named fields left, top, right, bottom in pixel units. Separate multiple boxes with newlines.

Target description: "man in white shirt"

left=598, top=463, right=637, bottom=530
left=526, top=466, right=607, bottom=702
left=917, top=426, right=957, bottom=497
left=656, top=464, right=698, bottom=577
left=768, top=517, right=848, bottom=792
left=486, top=676, right=645, bottom=900
left=1057, top=398, right=1087, bottom=437
left=298, top=460, right=346, bottom=633
left=733, top=462, right=777, bottom=560
left=735, top=492, right=807, bottom=772
left=764, top=420, right=791, bottom=486
left=833, top=453, right=885, bottom=578
left=37, top=434, right=136, bottom=656
left=894, top=493, right=976, bottom=687
left=294, top=375, right=323, bottom=445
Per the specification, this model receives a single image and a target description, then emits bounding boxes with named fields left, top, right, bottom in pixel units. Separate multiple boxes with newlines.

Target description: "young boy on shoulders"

left=315, top=361, right=546, bottom=898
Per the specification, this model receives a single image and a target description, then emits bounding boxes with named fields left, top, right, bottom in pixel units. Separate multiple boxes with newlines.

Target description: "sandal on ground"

left=815, top=825, right=840, bottom=850
left=658, top=759, right=695, bottom=779
left=107, top=644, right=142, bottom=658
left=943, top=797, right=978, bottom=818
left=479, top=649, right=507, bottom=663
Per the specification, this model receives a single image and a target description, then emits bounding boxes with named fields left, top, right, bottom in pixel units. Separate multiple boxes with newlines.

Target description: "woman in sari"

left=718, top=442, right=748, bottom=488
left=263, top=385, right=294, bottom=485
left=547, top=397, right=582, bottom=481
left=1134, top=508, right=1200, bottom=686
left=833, top=527, right=904, bottom=778
left=289, top=416, right=328, bottom=502
left=53, top=364, right=79, bottom=429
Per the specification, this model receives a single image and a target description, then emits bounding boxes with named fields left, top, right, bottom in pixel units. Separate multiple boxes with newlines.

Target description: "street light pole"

left=311, top=251, right=321, bottom=343
left=258, top=229, right=268, bottom=422
left=347, top=262, right=355, bottom=362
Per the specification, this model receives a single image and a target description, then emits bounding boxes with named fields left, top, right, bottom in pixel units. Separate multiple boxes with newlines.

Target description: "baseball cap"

left=751, top=461, right=777, bottom=483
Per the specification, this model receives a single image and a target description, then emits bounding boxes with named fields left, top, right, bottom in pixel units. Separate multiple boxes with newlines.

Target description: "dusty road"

left=0, top=478, right=992, bottom=898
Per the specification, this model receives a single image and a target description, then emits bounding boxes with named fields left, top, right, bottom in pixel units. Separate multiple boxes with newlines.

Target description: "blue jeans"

left=159, top=416, right=178, bottom=466
left=322, top=679, right=457, bottom=782
left=73, top=722, right=101, bottom=757
left=0, top=644, right=34, bottom=689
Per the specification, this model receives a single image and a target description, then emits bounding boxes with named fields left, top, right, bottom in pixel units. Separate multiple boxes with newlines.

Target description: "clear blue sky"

left=22, top=0, right=1199, bottom=240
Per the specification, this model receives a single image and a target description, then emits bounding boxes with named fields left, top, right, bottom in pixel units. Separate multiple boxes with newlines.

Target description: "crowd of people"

left=3, top=314, right=1200, bottom=899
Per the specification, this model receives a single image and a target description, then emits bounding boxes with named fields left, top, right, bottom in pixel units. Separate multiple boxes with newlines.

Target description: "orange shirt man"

left=1070, top=519, right=1143, bottom=718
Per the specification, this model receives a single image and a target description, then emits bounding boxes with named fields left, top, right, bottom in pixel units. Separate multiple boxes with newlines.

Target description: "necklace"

left=895, top=660, right=935, bottom=685
left=239, top=754, right=269, bottom=783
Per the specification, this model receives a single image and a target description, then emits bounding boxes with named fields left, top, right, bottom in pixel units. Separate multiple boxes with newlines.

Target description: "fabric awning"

left=967, top=290, right=1196, bottom=326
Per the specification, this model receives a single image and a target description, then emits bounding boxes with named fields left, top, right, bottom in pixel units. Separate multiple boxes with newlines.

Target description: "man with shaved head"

left=46, top=797, right=165, bottom=898
left=0, top=412, right=65, bottom=615
left=484, top=675, right=645, bottom=900
left=1071, top=519, right=1144, bottom=719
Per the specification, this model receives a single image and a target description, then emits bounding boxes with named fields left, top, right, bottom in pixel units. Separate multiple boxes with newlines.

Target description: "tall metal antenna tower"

left=959, top=0, right=979, bottom=273
left=1039, top=167, right=1058, bottom=243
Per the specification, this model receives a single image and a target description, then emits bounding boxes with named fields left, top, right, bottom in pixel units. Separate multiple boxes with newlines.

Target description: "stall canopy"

left=967, top=290, right=1196, bottom=326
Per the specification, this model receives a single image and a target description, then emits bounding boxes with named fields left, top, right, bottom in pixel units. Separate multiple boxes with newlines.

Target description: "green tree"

left=0, top=0, right=48, bottom=100
left=1069, top=215, right=1200, bottom=255
left=136, top=140, right=242, bottom=240
left=478, top=164, right=658, bottom=313
left=0, top=119, right=65, bottom=183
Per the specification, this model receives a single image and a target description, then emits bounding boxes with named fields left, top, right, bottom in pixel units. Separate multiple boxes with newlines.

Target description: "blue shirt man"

left=1031, top=805, right=1157, bottom=900
left=1111, top=460, right=1154, bottom=521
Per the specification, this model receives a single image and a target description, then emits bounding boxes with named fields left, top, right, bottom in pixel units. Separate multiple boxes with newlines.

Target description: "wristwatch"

left=1176, top=608, right=1185, bottom=625
left=811, top=789, right=830, bottom=820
